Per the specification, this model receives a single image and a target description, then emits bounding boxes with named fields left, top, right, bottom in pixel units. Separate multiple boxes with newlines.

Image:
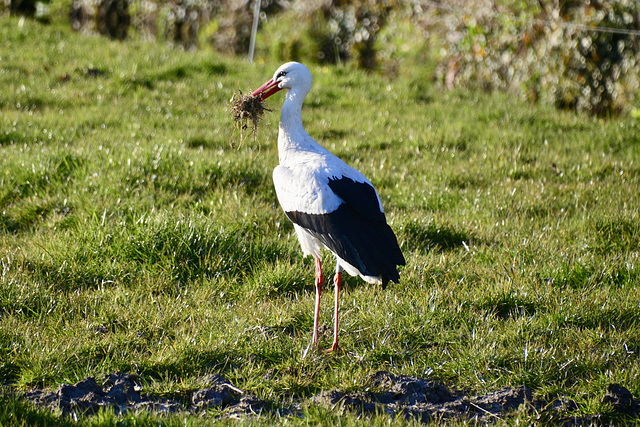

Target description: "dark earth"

left=14, top=371, right=640, bottom=424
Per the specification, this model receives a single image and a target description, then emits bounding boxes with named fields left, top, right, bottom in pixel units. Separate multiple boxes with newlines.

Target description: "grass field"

left=1, top=14, right=640, bottom=425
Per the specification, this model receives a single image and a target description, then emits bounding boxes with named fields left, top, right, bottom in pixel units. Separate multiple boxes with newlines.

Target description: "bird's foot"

left=325, top=342, right=340, bottom=353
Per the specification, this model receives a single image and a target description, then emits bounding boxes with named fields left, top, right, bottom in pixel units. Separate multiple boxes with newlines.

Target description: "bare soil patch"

left=15, top=371, right=640, bottom=423
left=20, top=372, right=268, bottom=419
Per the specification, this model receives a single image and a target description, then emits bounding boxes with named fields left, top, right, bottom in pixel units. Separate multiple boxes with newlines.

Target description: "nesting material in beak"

left=230, top=90, right=269, bottom=144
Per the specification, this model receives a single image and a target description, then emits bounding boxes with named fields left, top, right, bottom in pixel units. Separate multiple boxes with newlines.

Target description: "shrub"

left=428, top=0, right=640, bottom=116
left=158, top=0, right=213, bottom=50
left=97, top=0, right=130, bottom=40
left=70, top=0, right=99, bottom=34
left=558, top=1, right=640, bottom=115
left=70, top=0, right=131, bottom=40
left=204, top=0, right=252, bottom=55
left=259, top=0, right=399, bottom=70
left=1, top=0, right=47, bottom=17
left=199, top=0, right=282, bottom=56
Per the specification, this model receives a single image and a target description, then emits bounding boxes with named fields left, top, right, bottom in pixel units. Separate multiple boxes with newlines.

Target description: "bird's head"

left=252, top=62, right=313, bottom=101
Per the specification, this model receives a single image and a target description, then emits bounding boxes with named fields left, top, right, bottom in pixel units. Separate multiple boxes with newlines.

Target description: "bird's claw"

left=325, top=342, right=340, bottom=353
left=303, top=340, right=340, bottom=357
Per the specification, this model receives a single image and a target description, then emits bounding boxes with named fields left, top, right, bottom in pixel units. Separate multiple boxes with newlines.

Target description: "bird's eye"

left=276, top=71, right=287, bottom=79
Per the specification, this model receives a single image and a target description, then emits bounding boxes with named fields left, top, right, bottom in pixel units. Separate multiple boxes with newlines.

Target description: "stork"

left=252, top=62, right=405, bottom=352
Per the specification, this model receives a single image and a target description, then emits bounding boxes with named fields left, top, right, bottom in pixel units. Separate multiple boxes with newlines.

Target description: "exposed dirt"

left=312, top=371, right=533, bottom=423
left=15, top=371, right=640, bottom=423
left=20, top=372, right=268, bottom=418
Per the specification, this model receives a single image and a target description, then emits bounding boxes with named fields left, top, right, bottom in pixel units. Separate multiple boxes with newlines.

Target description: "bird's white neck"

left=277, top=88, right=321, bottom=163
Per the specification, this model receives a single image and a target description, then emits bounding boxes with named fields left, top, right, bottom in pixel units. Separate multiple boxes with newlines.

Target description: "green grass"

left=1, top=13, right=640, bottom=425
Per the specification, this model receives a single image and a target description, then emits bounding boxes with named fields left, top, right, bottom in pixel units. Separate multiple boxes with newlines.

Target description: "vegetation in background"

left=432, top=0, right=640, bottom=116
left=260, top=0, right=398, bottom=70
left=4, top=0, right=639, bottom=116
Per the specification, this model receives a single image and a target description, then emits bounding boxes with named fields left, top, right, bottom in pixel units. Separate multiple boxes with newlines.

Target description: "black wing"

left=285, top=177, right=405, bottom=286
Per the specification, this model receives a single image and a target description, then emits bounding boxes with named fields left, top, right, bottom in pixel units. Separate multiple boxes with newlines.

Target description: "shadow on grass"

left=0, top=330, right=20, bottom=384
left=400, top=220, right=473, bottom=253
left=476, top=292, right=539, bottom=319
left=0, top=153, right=82, bottom=233
left=0, top=395, right=75, bottom=427
left=0, top=131, right=21, bottom=146
left=0, top=202, right=55, bottom=233
left=127, top=61, right=227, bottom=90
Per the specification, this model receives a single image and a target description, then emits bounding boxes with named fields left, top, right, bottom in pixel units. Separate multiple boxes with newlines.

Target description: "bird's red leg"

left=328, top=264, right=343, bottom=352
left=312, top=257, right=324, bottom=347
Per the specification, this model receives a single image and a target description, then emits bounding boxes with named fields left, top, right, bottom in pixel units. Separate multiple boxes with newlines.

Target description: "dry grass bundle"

left=230, top=91, right=269, bottom=144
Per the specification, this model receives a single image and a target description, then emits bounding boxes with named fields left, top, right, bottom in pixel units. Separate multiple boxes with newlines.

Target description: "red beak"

left=252, top=78, right=282, bottom=101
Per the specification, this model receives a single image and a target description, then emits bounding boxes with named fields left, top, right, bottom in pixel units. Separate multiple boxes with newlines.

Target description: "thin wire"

left=412, top=0, right=640, bottom=37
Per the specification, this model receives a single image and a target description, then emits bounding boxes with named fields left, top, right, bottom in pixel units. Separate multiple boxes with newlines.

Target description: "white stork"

left=251, top=62, right=405, bottom=352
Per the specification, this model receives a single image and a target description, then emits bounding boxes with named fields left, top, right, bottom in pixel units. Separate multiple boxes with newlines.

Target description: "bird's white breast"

left=273, top=149, right=374, bottom=215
